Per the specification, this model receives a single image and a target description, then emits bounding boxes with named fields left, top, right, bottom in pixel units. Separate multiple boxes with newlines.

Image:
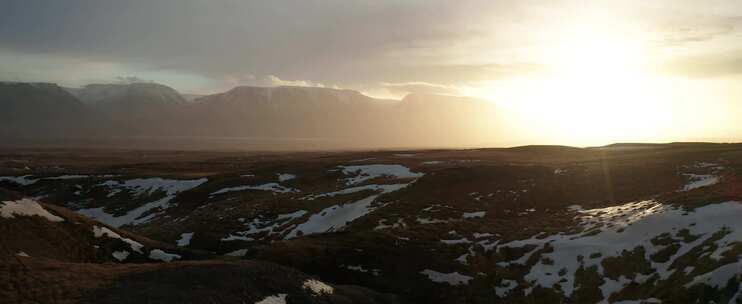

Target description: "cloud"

left=661, top=50, right=742, bottom=78
left=380, top=81, right=463, bottom=96
left=653, top=16, right=742, bottom=47
left=3, top=0, right=742, bottom=94
left=0, top=0, right=522, bottom=91
left=220, top=74, right=256, bottom=90
left=115, top=76, right=151, bottom=84
left=266, top=75, right=327, bottom=88
left=215, top=74, right=330, bottom=90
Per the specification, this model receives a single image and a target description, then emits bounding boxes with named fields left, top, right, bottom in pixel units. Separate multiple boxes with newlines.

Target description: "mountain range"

left=0, top=82, right=509, bottom=150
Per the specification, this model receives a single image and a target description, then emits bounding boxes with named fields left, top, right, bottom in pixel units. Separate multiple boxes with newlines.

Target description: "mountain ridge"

left=67, top=83, right=184, bottom=103
left=0, top=81, right=507, bottom=150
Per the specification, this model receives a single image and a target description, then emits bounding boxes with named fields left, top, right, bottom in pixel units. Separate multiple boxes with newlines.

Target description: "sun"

left=500, top=27, right=674, bottom=146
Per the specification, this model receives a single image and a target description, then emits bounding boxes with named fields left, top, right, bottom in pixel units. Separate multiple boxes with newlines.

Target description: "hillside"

left=1, top=143, right=740, bottom=303
left=0, top=189, right=400, bottom=304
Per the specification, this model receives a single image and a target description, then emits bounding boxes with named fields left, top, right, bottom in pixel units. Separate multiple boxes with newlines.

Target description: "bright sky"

left=2, top=0, right=742, bottom=145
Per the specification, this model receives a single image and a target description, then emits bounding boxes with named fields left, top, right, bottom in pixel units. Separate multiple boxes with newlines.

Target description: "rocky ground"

left=1, top=143, right=741, bottom=303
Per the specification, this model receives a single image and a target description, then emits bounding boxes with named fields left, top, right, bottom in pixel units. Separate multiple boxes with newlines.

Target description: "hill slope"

left=1, top=144, right=740, bottom=303
left=0, top=189, right=401, bottom=304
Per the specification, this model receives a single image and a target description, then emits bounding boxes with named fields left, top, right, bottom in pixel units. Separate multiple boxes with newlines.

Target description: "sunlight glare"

left=490, top=24, right=676, bottom=146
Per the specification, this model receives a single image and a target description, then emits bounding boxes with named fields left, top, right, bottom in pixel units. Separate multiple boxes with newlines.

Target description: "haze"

left=3, top=0, right=742, bottom=147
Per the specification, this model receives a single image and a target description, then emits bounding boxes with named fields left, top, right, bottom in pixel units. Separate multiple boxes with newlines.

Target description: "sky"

left=3, top=0, right=742, bottom=145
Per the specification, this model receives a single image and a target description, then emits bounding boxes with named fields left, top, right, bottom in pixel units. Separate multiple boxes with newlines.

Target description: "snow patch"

left=224, top=249, right=249, bottom=257
left=255, top=294, right=287, bottom=304
left=286, top=195, right=381, bottom=238
left=495, top=279, right=518, bottom=297
left=93, top=225, right=144, bottom=253
left=112, top=251, right=129, bottom=261
left=98, top=177, right=207, bottom=197
left=463, top=211, right=486, bottom=219
left=286, top=185, right=409, bottom=239
left=684, top=256, right=742, bottom=289
left=416, top=217, right=449, bottom=224
left=79, top=196, right=171, bottom=228
left=491, top=200, right=742, bottom=301
left=79, top=177, right=207, bottom=227
left=613, top=299, right=662, bottom=304
left=176, top=232, right=193, bottom=247
left=286, top=165, right=423, bottom=239
left=441, top=238, right=471, bottom=245
left=303, top=279, right=334, bottom=295
left=0, top=199, right=64, bottom=222
left=681, top=174, right=719, bottom=191
left=343, top=265, right=381, bottom=276
left=277, top=173, right=296, bottom=182
left=211, top=183, right=298, bottom=195
left=44, top=175, right=88, bottom=180
left=222, top=210, right=307, bottom=241
left=0, top=175, right=39, bottom=186
left=148, top=249, right=181, bottom=262
left=338, top=164, right=423, bottom=185
left=350, top=157, right=375, bottom=162
left=374, top=218, right=406, bottom=230
left=303, top=184, right=400, bottom=200
left=419, top=270, right=473, bottom=286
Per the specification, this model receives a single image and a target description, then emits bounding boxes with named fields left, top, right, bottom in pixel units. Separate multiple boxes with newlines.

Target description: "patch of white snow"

left=176, top=232, right=193, bottom=247
left=0, top=199, right=64, bottom=222
left=419, top=269, right=473, bottom=286
left=148, top=249, right=181, bottom=262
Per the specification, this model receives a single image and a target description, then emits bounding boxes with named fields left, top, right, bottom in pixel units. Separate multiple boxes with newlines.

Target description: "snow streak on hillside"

left=490, top=200, right=742, bottom=302
left=216, top=164, right=425, bottom=241
left=285, top=165, right=423, bottom=239
left=78, top=177, right=208, bottom=227
left=0, top=198, right=64, bottom=222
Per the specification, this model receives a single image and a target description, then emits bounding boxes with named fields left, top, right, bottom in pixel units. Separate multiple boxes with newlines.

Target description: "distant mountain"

left=65, top=83, right=187, bottom=136
left=1, top=82, right=509, bottom=149
left=66, top=83, right=185, bottom=105
left=181, top=93, right=204, bottom=102
left=184, top=86, right=506, bottom=148
left=0, top=82, right=90, bottom=139
left=183, top=86, right=393, bottom=141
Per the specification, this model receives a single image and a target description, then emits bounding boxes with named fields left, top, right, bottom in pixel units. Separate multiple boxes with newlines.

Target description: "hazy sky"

left=3, top=0, right=742, bottom=144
